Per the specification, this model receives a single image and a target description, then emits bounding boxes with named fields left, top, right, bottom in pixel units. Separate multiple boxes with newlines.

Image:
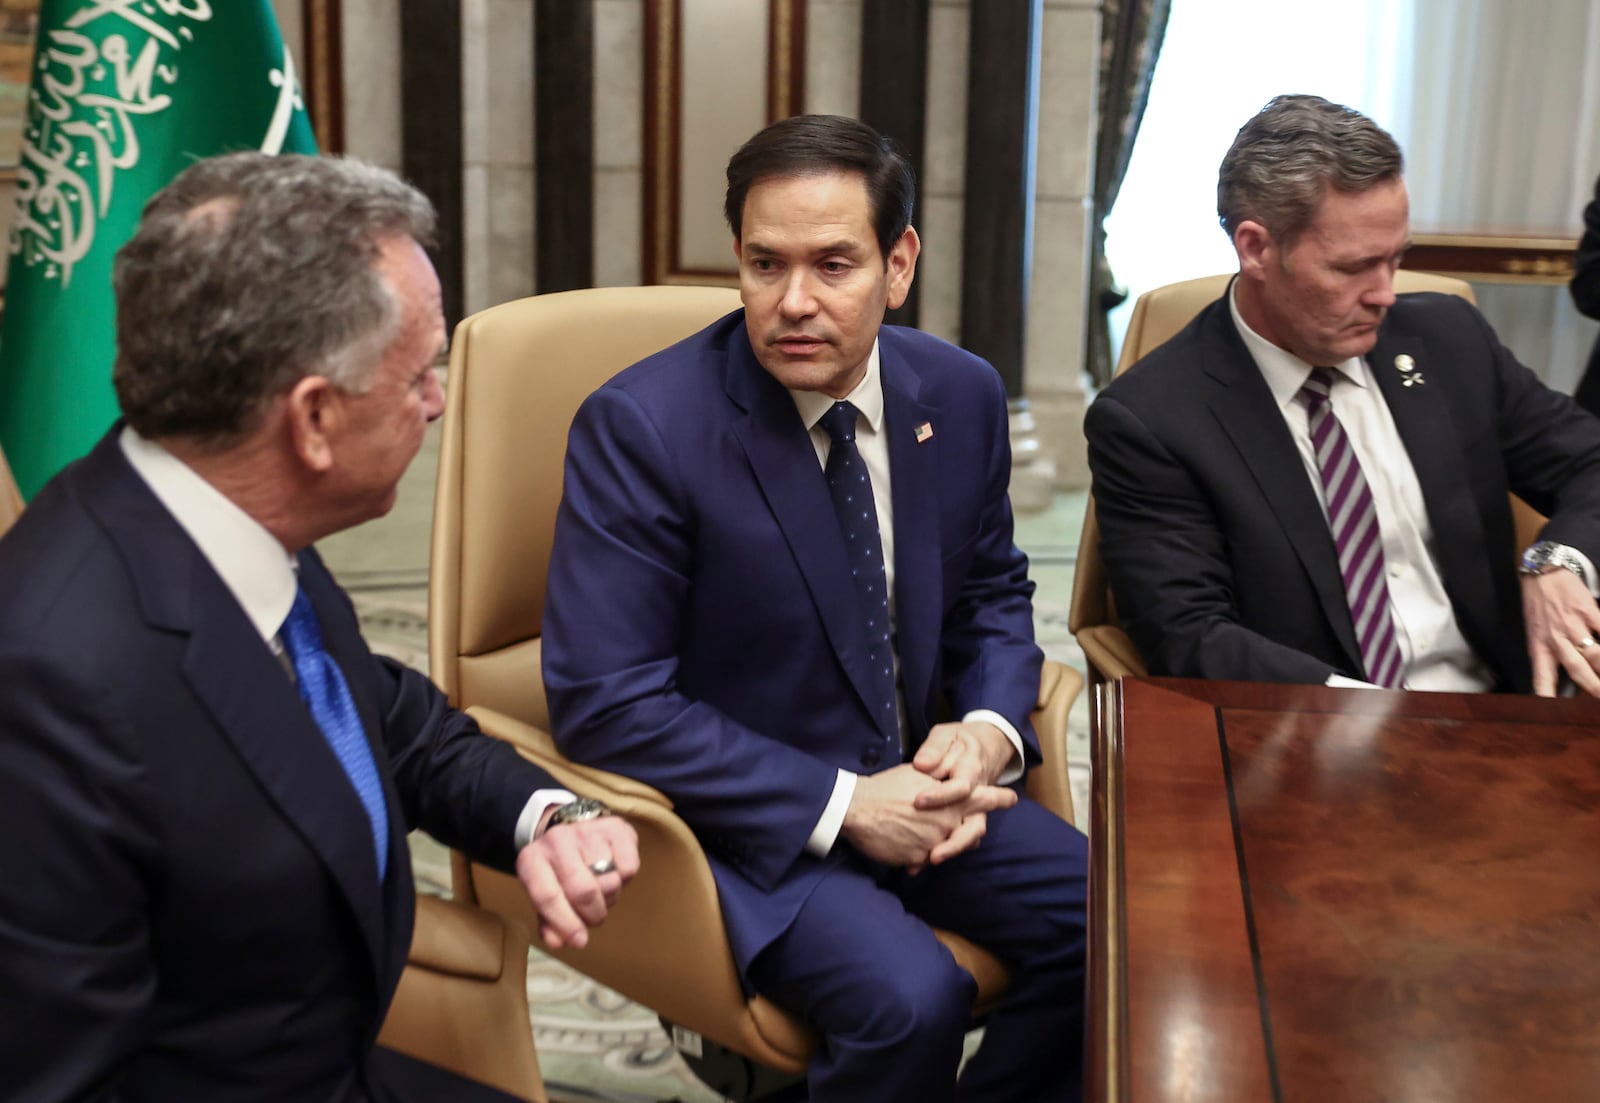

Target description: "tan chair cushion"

left=0, top=445, right=23, bottom=539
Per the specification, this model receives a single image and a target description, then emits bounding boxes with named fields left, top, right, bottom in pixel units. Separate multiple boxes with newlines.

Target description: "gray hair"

left=112, top=152, right=437, bottom=446
left=1217, top=94, right=1404, bottom=246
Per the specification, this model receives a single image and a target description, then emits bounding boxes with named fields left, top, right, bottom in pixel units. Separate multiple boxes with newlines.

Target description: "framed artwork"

left=0, top=0, right=39, bottom=175
left=643, top=0, right=805, bottom=285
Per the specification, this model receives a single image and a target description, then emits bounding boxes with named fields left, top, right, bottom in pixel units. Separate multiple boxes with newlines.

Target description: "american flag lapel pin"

left=914, top=421, right=934, bottom=443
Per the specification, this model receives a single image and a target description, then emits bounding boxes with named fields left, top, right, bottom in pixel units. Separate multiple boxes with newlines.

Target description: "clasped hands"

left=840, top=720, right=1017, bottom=873
left=515, top=812, right=640, bottom=951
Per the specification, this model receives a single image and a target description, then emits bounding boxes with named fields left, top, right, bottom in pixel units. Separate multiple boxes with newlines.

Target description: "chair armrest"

left=465, top=705, right=675, bottom=814
left=378, top=895, right=547, bottom=1102
left=1025, top=660, right=1082, bottom=824
left=1076, top=625, right=1147, bottom=685
left=456, top=706, right=817, bottom=1074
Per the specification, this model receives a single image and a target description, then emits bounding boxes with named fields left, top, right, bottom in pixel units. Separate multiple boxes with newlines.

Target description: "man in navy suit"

left=1087, top=94, right=1600, bottom=696
left=0, top=153, right=638, bottom=1102
left=543, top=115, right=1088, bottom=1102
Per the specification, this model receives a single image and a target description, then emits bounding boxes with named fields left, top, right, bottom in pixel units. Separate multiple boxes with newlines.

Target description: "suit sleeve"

left=542, top=386, right=840, bottom=893
left=1085, top=392, right=1338, bottom=684
left=1572, top=174, right=1600, bottom=320
left=1471, top=302, right=1600, bottom=558
left=937, top=368, right=1044, bottom=759
left=0, top=651, right=154, bottom=1102
left=374, top=655, right=555, bottom=874
left=299, top=553, right=555, bottom=875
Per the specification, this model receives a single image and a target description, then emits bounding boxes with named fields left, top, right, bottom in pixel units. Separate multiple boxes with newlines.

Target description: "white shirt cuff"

left=805, top=769, right=858, bottom=857
left=514, top=788, right=577, bottom=850
left=1325, top=673, right=1379, bottom=689
left=1558, top=544, right=1600, bottom=598
left=962, top=708, right=1025, bottom=785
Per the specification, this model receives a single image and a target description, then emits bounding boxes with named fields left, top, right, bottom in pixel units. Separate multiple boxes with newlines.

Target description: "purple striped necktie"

left=1302, top=369, right=1405, bottom=688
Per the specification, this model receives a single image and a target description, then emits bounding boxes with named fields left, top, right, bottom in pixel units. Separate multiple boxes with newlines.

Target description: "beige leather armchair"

left=0, top=444, right=22, bottom=538
left=428, top=285, right=1081, bottom=1091
left=1070, top=270, right=1545, bottom=684
left=378, top=894, right=548, bottom=1101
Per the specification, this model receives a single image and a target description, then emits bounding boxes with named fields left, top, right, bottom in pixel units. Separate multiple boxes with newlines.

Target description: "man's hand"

left=1522, top=567, right=1600, bottom=696
left=911, top=719, right=1016, bottom=797
left=515, top=814, right=639, bottom=951
left=840, top=762, right=1017, bottom=873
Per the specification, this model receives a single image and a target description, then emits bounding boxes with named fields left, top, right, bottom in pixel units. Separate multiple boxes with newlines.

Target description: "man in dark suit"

left=1087, top=94, right=1600, bottom=696
left=542, top=115, right=1087, bottom=1102
left=1570, top=172, right=1600, bottom=416
left=0, top=153, right=638, bottom=1102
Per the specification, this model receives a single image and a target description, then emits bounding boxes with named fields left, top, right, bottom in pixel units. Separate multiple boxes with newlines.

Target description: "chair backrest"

left=0, top=443, right=23, bottom=539
left=1067, top=269, right=1538, bottom=646
left=429, top=285, right=744, bottom=726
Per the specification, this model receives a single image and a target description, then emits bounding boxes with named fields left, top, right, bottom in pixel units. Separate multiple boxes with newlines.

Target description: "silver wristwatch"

left=546, top=796, right=612, bottom=828
left=1519, top=540, right=1587, bottom=580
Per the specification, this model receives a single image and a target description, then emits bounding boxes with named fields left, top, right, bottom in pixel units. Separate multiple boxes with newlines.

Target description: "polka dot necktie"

left=280, top=584, right=390, bottom=879
left=818, top=401, right=899, bottom=741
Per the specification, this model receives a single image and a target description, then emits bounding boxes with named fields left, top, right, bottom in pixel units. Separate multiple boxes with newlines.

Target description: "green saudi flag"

left=0, top=0, right=317, bottom=499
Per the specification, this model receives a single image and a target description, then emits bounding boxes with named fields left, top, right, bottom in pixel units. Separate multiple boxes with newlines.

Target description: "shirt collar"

left=788, top=339, right=885, bottom=435
left=1228, top=281, right=1366, bottom=413
left=119, top=426, right=298, bottom=643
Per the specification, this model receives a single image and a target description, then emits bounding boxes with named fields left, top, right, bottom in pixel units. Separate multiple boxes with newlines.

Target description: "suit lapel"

left=880, top=338, right=941, bottom=739
left=1367, top=327, right=1508, bottom=672
left=80, top=435, right=391, bottom=985
left=1199, top=303, right=1366, bottom=673
left=725, top=340, right=889, bottom=733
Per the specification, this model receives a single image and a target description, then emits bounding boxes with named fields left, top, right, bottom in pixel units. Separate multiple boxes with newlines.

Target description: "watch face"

left=552, top=797, right=608, bottom=825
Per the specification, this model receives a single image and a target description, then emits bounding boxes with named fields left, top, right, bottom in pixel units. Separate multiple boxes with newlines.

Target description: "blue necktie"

left=819, top=401, right=899, bottom=743
left=280, top=584, right=389, bottom=880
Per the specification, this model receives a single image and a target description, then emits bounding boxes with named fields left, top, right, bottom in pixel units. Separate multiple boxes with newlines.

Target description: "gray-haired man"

left=1088, top=93, right=1600, bottom=695
left=0, top=153, right=637, bottom=1101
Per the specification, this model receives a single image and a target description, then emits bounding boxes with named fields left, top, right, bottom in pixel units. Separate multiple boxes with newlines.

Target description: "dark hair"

left=113, top=152, right=436, bottom=446
left=1217, top=94, right=1404, bottom=246
left=724, top=114, right=915, bottom=261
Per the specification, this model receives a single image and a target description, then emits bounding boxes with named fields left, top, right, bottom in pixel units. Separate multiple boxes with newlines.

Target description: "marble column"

left=593, top=0, right=644, bottom=287
left=1023, top=0, right=1098, bottom=489
left=461, top=0, right=536, bottom=314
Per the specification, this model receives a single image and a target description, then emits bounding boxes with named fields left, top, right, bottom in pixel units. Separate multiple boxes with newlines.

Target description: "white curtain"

left=1105, top=0, right=1600, bottom=389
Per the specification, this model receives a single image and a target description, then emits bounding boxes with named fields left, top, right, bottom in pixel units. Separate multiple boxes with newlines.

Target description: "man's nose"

left=779, top=271, right=818, bottom=319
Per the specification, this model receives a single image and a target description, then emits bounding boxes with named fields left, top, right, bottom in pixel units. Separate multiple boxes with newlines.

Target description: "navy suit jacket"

left=0, top=430, right=551, bottom=1102
left=543, top=310, right=1042, bottom=973
left=1085, top=288, right=1600, bottom=690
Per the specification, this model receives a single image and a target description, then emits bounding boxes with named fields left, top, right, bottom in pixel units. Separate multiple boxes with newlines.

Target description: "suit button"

left=860, top=745, right=881, bottom=767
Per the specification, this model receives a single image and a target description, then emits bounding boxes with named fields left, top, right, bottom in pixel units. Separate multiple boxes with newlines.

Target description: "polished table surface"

left=1090, top=678, right=1600, bottom=1103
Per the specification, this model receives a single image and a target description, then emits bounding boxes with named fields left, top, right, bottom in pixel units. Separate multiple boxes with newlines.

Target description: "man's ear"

left=885, top=226, right=921, bottom=311
left=283, top=374, right=340, bottom=474
left=1234, top=220, right=1275, bottom=281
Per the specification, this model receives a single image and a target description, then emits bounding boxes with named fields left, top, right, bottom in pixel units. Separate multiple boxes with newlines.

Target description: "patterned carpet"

left=331, top=425, right=1092, bottom=1101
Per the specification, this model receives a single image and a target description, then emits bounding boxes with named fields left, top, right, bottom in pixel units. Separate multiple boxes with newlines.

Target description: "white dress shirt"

left=785, top=342, right=1026, bottom=855
left=1230, top=288, right=1498, bottom=691
left=118, top=427, right=566, bottom=849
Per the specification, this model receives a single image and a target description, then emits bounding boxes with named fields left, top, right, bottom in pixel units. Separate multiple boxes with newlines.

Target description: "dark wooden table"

left=1090, top=678, right=1600, bottom=1103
